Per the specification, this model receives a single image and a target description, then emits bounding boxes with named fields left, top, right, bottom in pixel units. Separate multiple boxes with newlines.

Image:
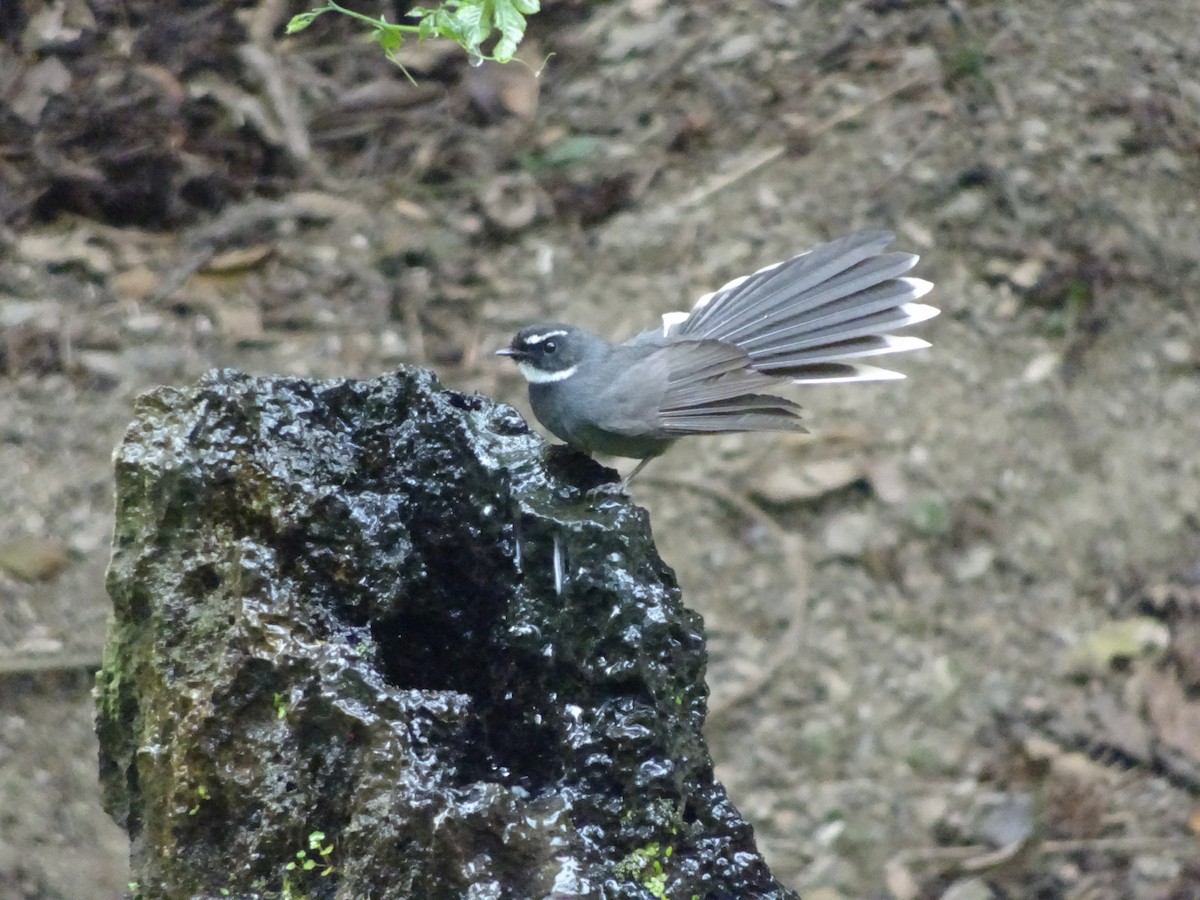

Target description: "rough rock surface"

left=94, top=367, right=797, bottom=899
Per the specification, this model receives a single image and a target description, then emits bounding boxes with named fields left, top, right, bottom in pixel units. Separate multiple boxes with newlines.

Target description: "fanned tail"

left=668, top=230, right=937, bottom=384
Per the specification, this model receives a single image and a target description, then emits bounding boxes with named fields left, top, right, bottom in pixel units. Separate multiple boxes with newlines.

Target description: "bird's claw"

left=586, top=479, right=630, bottom=498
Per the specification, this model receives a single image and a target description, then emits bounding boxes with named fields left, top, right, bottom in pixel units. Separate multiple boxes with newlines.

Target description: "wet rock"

left=95, top=367, right=798, bottom=899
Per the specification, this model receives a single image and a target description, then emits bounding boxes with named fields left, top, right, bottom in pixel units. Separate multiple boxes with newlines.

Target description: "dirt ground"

left=2, top=1, right=1199, bottom=898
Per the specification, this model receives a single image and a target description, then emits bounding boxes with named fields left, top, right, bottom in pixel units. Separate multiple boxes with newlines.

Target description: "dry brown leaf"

left=1169, top=621, right=1200, bottom=689
left=865, top=457, right=909, bottom=504
left=10, top=57, right=73, bottom=124
left=630, top=0, right=665, bottom=19
left=287, top=191, right=371, bottom=223
left=1141, top=667, right=1200, bottom=765
left=1188, top=807, right=1200, bottom=836
left=464, top=58, right=540, bottom=121
left=1008, top=257, right=1047, bottom=290
left=602, top=11, right=684, bottom=62
left=1064, top=616, right=1169, bottom=677
left=496, top=74, right=540, bottom=120
left=480, top=173, right=545, bottom=233
left=111, top=265, right=161, bottom=302
left=812, top=423, right=873, bottom=446
left=216, top=303, right=266, bottom=345
left=1041, top=752, right=1113, bottom=839
left=752, top=458, right=865, bottom=504
left=23, top=1, right=96, bottom=50
left=1021, top=734, right=1064, bottom=762
left=1094, top=681, right=1153, bottom=763
left=392, top=198, right=432, bottom=223
left=18, top=229, right=114, bottom=274
left=202, top=244, right=273, bottom=273
left=0, top=537, right=71, bottom=582
left=942, top=875, right=1002, bottom=896
left=884, top=857, right=921, bottom=900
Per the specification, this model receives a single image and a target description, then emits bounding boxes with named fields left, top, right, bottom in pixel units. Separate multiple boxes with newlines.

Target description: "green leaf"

left=455, top=4, right=490, bottom=54
left=286, top=12, right=320, bottom=34
left=492, top=33, right=519, bottom=62
left=375, top=26, right=404, bottom=54
left=1065, top=616, right=1170, bottom=677
left=521, top=134, right=600, bottom=173
left=492, top=0, right=530, bottom=62
left=300, top=0, right=539, bottom=70
left=412, top=7, right=462, bottom=43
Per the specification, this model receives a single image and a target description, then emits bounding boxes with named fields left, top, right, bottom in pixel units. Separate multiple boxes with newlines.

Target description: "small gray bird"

left=498, top=229, right=937, bottom=483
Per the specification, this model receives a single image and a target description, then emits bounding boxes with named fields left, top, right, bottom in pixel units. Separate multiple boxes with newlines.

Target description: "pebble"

left=941, top=878, right=995, bottom=900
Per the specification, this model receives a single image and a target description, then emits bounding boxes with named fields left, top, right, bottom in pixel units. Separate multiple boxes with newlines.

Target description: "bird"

left=497, top=229, right=937, bottom=485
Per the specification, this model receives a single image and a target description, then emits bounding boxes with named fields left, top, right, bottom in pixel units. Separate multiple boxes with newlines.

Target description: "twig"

left=676, top=72, right=932, bottom=211
left=247, top=0, right=290, bottom=46
left=807, top=72, right=931, bottom=140
left=1040, top=835, right=1200, bottom=856
left=0, top=650, right=103, bottom=676
left=893, top=834, right=1200, bottom=876
left=151, top=200, right=307, bottom=303
left=678, top=145, right=786, bottom=210
left=238, top=43, right=313, bottom=165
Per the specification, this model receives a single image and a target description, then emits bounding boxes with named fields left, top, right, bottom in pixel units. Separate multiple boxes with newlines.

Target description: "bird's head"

left=497, top=324, right=601, bottom=384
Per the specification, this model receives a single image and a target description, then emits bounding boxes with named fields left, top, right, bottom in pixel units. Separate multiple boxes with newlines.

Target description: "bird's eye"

left=543, top=340, right=557, bottom=354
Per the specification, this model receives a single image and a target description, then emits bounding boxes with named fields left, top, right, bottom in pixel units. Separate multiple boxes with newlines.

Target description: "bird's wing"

left=595, top=340, right=807, bottom=436
left=665, top=229, right=937, bottom=384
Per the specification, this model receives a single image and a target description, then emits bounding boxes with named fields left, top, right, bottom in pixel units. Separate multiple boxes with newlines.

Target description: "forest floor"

left=1, top=1, right=1199, bottom=897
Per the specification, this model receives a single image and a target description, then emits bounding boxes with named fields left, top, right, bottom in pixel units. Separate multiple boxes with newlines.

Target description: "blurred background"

left=1, top=1, right=1199, bottom=897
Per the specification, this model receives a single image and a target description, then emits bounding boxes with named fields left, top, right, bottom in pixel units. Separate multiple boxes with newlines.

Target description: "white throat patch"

left=518, top=361, right=578, bottom=384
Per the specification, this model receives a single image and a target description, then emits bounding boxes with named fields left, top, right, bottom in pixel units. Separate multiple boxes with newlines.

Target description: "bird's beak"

left=495, top=348, right=525, bottom=360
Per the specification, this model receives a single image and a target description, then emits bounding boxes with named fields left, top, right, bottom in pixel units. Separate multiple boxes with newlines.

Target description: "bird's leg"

left=585, top=455, right=657, bottom=497
left=621, top=455, right=657, bottom=487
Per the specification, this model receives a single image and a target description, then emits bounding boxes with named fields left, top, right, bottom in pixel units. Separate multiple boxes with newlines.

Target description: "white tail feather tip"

left=901, top=277, right=935, bottom=301
left=792, top=365, right=908, bottom=385
left=661, top=310, right=689, bottom=336
left=900, top=302, right=940, bottom=327
left=883, top=334, right=932, bottom=353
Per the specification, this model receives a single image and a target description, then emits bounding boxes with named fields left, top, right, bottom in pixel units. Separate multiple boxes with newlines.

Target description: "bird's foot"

left=586, top=479, right=630, bottom=498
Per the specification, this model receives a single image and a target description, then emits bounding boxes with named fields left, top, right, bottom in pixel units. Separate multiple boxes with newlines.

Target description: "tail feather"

left=739, top=276, right=932, bottom=351
left=776, top=363, right=909, bottom=385
left=660, top=413, right=810, bottom=434
left=772, top=300, right=939, bottom=349
left=812, top=251, right=920, bottom=299
left=663, top=393, right=803, bottom=417
left=659, top=390, right=809, bottom=432
left=673, top=230, right=937, bottom=382
left=719, top=252, right=921, bottom=344
left=680, top=230, right=897, bottom=336
left=750, top=333, right=931, bottom=369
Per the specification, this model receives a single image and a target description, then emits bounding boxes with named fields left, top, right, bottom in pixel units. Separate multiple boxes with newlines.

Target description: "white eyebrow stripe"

left=517, top=361, right=579, bottom=384
left=522, top=330, right=569, bottom=345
